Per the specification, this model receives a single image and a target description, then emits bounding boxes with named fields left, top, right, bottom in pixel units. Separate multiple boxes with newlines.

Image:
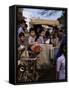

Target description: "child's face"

left=40, top=31, right=45, bottom=37
left=30, top=31, right=35, bottom=37
left=20, top=36, right=25, bottom=42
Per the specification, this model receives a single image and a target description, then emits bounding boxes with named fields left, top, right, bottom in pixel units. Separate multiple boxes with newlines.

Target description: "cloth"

left=37, top=44, right=50, bottom=65
left=57, top=54, right=65, bottom=80
left=45, top=39, right=50, bottom=44
left=28, top=36, right=36, bottom=45
left=18, top=27, right=24, bottom=36
left=37, top=36, right=45, bottom=44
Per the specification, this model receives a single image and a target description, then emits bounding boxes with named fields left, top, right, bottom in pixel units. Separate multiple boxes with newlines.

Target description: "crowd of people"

left=17, top=14, right=67, bottom=81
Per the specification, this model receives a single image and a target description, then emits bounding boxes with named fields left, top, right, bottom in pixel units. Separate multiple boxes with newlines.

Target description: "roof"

left=30, top=19, right=60, bottom=26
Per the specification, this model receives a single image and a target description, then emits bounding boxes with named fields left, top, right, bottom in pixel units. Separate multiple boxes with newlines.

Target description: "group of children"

left=17, top=27, right=45, bottom=58
left=17, top=24, right=66, bottom=80
left=17, top=25, right=65, bottom=55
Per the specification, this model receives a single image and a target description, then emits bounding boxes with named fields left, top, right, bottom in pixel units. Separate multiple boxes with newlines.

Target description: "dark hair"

left=19, top=32, right=25, bottom=38
left=45, top=30, right=50, bottom=38
left=59, top=29, right=64, bottom=33
left=18, top=19, right=26, bottom=25
left=54, top=26, right=58, bottom=30
left=39, top=29, right=45, bottom=34
left=35, top=29, right=45, bottom=41
left=56, top=40, right=66, bottom=58
left=52, top=32, right=58, bottom=39
left=29, top=28, right=35, bottom=33
left=25, top=24, right=28, bottom=28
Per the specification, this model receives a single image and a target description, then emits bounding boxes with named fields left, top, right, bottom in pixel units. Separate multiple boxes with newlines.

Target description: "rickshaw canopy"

left=30, top=19, right=60, bottom=26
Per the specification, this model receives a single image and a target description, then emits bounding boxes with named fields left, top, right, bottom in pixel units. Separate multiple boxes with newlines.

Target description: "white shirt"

left=57, top=54, right=65, bottom=80
left=37, top=36, right=44, bottom=44
left=28, top=36, right=36, bottom=45
left=45, top=39, right=50, bottom=44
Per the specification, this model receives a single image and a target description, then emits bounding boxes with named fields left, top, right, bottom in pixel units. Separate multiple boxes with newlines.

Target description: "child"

left=28, top=28, right=36, bottom=46
left=37, top=30, right=46, bottom=44
left=51, top=33, right=59, bottom=47
left=28, top=28, right=41, bottom=54
left=37, top=30, right=50, bottom=64
left=18, top=32, right=25, bottom=52
left=45, top=30, right=50, bottom=44
left=18, top=20, right=27, bottom=36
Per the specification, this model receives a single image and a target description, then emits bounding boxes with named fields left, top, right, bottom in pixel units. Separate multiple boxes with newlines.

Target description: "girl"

left=37, top=30, right=46, bottom=44
left=28, top=28, right=42, bottom=54
left=28, top=28, right=36, bottom=46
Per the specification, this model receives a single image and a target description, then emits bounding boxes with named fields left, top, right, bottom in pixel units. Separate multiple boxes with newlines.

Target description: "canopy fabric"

left=30, top=19, right=60, bottom=26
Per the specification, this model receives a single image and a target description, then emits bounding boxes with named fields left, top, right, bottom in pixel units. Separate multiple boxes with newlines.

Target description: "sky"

left=23, top=8, right=63, bottom=21
left=22, top=8, right=63, bottom=29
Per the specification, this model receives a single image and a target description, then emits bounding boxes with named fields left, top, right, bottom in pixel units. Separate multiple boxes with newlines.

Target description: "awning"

left=30, top=19, right=60, bottom=26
